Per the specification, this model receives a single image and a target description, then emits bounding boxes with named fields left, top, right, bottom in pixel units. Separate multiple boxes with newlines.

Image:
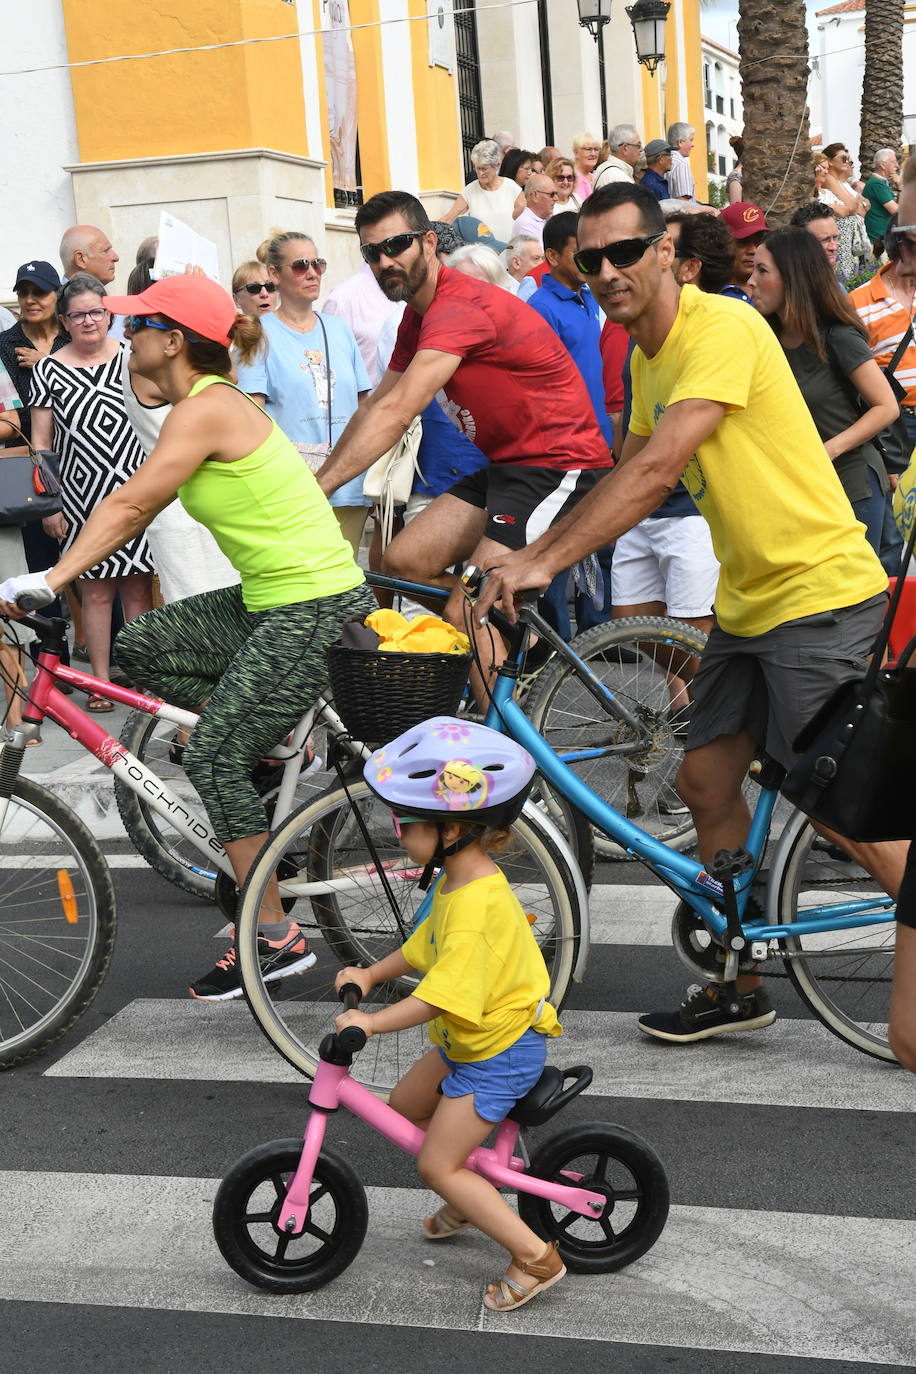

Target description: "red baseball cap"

left=103, top=275, right=237, bottom=346
left=719, top=202, right=768, bottom=240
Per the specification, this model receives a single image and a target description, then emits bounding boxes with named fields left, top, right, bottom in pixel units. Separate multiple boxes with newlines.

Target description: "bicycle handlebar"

left=337, top=982, right=367, bottom=1054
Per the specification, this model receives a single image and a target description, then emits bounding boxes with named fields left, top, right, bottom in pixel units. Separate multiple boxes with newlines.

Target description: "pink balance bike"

left=212, top=986, right=670, bottom=1293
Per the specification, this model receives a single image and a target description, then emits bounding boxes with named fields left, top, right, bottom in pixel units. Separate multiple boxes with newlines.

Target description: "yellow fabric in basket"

left=365, top=609, right=470, bottom=655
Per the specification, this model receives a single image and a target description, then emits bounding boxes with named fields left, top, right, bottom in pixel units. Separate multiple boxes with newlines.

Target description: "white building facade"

left=701, top=35, right=743, bottom=192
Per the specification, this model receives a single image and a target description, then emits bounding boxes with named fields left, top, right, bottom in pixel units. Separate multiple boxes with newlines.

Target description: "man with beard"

left=316, top=190, right=613, bottom=705
left=476, top=183, right=904, bottom=1047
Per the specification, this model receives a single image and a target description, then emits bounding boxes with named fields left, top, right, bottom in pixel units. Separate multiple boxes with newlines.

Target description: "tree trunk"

left=859, top=0, right=904, bottom=172
left=737, top=0, right=811, bottom=225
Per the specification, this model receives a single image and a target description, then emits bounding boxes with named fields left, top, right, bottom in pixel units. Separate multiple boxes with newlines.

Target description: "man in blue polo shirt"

left=528, top=211, right=614, bottom=635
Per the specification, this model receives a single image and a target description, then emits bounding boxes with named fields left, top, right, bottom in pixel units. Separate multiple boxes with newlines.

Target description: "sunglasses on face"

left=573, top=231, right=666, bottom=275
left=359, top=230, right=426, bottom=265
left=63, top=308, right=108, bottom=324
left=238, top=281, right=277, bottom=295
left=392, top=814, right=425, bottom=839
left=288, top=257, right=328, bottom=275
left=126, top=315, right=169, bottom=334
left=555, top=174, right=574, bottom=182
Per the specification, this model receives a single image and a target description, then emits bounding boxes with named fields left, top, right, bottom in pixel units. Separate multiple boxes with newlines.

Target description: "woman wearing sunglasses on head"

left=0, top=273, right=373, bottom=1000
left=232, top=261, right=278, bottom=317
left=235, top=230, right=372, bottom=556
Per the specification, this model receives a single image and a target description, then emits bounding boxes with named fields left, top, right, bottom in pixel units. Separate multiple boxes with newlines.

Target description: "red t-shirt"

left=600, top=318, right=629, bottom=412
left=388, top=266, right=609, bottom=469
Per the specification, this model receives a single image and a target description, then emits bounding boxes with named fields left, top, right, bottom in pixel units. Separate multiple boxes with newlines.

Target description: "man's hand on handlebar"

left=474, top=552, right=554, bottom=625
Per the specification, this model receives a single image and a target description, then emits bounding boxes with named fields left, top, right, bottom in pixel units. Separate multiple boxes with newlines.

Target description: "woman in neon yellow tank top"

left=0, top=275, right=374, bottom=1001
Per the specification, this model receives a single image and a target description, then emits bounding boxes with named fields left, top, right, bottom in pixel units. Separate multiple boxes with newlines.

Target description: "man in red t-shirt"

left=318, top=190, right=612, bottom=697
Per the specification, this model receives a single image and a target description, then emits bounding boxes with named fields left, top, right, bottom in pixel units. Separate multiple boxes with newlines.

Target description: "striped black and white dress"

left=30, top=345, right=154, bottom=579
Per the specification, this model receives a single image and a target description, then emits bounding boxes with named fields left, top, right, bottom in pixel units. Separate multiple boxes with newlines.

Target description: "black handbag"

left=781, top=521, right=916, bottom=841
left=0, top=423, right=63, bottom=526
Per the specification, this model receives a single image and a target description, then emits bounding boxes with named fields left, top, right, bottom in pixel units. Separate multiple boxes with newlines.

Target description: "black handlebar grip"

left=337, top=981, right=367, bottom=1053
left=15, top=593, right=47, bottom=613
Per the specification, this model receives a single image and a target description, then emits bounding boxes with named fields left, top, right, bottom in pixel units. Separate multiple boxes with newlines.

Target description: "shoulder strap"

left=314, top=312, right=333, bottom=454
left=884, top=320, right=914, bottom=378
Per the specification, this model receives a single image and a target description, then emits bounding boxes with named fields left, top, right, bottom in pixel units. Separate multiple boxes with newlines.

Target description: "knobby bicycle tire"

left=770, top=807, right=897, bottom=1062
left=236, top=779, right=582, bottom=1094
left=0, top=775, right=117, bottom=1069
left=525, top=616, right=708, bottom=859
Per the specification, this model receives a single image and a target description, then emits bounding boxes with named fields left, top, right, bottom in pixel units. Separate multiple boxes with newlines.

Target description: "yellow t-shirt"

left=629, top=285, right=887, bottom=636
left=401, top=870, right=561, bottom=1062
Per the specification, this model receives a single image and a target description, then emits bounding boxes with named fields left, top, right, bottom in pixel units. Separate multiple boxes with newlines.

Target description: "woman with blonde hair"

left=545, top=157, right=581, bottom=212
left=232, top=260, right=278, bottom=317
left=237, top=229, right=372, bottom=556
left=571, top=133, right=602, bottom=202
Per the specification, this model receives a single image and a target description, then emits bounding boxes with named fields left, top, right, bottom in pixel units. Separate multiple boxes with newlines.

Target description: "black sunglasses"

left=574, top=232, right=666, bottom=275
left=359, top=230, right=426, bottom=265
left=238, top=281, right=277, bottom=295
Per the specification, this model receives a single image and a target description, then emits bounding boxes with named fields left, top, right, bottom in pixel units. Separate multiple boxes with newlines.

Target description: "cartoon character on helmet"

left=364, top=716, right=535, bottom=830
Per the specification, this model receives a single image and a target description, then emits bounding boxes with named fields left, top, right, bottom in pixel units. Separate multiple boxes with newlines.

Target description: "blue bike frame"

left=368, top=573, right=894, bottom=949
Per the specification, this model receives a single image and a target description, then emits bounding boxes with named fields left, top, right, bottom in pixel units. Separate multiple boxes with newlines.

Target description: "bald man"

left=512, top=175, right=559, bottom=244
left=59, top=225, right=119, bottom=284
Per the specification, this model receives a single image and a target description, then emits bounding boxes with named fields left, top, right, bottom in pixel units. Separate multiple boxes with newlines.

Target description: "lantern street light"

left=626, top=0, right=671, bottom=76
left=576, top=1, right=613, bottom=141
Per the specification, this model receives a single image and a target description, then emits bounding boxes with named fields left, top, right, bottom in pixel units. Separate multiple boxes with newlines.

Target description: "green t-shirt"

left=178, top=375, right=363, bottom=611
left=863, top=175, right=896, bottom=241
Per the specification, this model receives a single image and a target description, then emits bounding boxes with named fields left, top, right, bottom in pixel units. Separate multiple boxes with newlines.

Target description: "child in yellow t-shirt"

left=335, top=717, right=563, bottom=1314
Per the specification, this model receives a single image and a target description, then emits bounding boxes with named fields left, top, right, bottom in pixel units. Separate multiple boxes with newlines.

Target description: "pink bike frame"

left=277, top=1056, right=607, bottom=1237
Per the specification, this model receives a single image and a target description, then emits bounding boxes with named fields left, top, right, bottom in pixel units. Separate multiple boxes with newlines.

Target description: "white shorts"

left=612, top=515, right=719, bottom=619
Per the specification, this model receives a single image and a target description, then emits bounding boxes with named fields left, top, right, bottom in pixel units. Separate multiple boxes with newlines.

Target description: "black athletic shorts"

left=446, top=462, right=612, bottom=551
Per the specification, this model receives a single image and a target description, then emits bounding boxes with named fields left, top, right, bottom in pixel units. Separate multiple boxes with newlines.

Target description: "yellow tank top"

left=178, top=375, right=363, bottom=611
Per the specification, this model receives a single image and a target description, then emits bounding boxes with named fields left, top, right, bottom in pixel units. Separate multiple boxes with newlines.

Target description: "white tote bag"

left=362, top=416, right=423, bottom=549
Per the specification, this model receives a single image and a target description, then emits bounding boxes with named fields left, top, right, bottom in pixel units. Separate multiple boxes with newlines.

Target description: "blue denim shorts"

left=438, top=1027, right=548, bottom=1123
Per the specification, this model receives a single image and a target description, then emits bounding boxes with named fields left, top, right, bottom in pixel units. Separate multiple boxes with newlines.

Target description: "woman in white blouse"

left=441, top=139, right=520, bottom=244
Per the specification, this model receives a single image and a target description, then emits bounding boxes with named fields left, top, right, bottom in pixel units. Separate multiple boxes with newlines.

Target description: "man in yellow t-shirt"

left=477, top=182, right=907, bottom=1045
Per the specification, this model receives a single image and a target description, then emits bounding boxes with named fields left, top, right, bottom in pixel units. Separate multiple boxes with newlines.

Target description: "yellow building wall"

left=408, top=0, right=463, bottom=191
left=61, top=0, right=307, bottom=163
left=349, top=0, right=391, bottom=198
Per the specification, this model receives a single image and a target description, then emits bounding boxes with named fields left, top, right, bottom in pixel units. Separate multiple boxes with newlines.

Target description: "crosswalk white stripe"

left=43, top=1000, right=916, bottom=1112
left=1, top=1170, right=912, bottom=1363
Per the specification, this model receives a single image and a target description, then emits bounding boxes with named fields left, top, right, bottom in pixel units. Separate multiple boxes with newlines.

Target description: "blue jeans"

left=851, top=465, right=887, bottom=559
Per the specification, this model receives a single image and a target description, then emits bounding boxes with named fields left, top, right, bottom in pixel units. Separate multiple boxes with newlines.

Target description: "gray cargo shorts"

left=686, top=593, right=887, bottom=770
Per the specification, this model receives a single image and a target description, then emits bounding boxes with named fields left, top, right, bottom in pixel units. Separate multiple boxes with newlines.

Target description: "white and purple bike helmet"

left=364, top=717, right=536, bottom=830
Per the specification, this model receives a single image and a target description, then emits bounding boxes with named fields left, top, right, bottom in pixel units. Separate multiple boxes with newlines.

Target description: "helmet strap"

left=417, top=824, right=480, bottom=890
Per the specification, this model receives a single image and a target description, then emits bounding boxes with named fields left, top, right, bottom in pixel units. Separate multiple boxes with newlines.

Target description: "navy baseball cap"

left=14, top=260, right=62, bottom=293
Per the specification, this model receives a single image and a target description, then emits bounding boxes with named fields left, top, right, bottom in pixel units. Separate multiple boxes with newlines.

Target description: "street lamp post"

left=576, top=0, right=612, bottom=142
left=626, top=0, right=671, bottom=76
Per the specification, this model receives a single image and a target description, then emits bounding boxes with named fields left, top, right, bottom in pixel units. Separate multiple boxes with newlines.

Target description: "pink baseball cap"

left=103, top=275, right=237, bottom=346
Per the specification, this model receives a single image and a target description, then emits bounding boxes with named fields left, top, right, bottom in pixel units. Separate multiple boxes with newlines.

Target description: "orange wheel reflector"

left=525, top=911, right=537, bottom=926
left=57, top=870, right=78, bottom=924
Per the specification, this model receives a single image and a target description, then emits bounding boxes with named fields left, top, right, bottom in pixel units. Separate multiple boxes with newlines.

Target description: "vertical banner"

left=322, top=0, right=359, bottom=204
left=427, top=0, right=455, bottom=72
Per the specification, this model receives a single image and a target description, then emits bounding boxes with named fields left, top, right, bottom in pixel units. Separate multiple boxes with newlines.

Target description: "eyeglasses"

left=126, top=316, right=170, bottom=334
left=580, top=146, right=601, bottom=154
left=359, top=230, right=426, bottom=265
left=621, top=142, right=643, bottom=150
left=288, top=257, right=328, bottom=275
left=573, top=231, right=666, bottom=275
left=391, top=814, right=424, bottom=839
left=238, top=281, right=277, bottom=295
left=554, top=174, right=574, bottom=182
left=534, top=188, right=559, bottom=198
left=63, top=307, right=107, bottom=324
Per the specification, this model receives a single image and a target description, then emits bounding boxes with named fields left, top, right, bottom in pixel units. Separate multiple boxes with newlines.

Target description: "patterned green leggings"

left=114, top=581, right=375, bottom=842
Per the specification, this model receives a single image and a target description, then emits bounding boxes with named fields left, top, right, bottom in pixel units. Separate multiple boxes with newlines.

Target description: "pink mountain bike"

left=212, top=985, right=670, bottom=1293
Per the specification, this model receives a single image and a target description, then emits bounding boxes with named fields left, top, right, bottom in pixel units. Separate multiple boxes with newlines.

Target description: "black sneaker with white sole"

left=637, top=983, right=775, bottom=1043
left=189, top=923, right=317, bottom=1001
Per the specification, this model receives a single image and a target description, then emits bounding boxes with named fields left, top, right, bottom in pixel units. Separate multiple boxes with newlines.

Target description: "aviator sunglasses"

left=359, top=230, right=426, bottom=265
left=288, top=257, right=328, bottom=275
left=573, top=231, right=666, bottom=276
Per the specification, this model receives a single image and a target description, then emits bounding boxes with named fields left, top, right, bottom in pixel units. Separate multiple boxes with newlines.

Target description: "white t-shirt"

left=462, top=178, right=521, bottom=243
left=512, top=206, right=550, bottom=244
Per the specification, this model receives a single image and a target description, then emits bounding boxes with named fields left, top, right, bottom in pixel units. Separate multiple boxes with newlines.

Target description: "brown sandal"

left=483, top=1240, right=566, bottom=1312
left=86, top=695, right=114, bottom=713
left=422, top=1205, right=472, bottom=1241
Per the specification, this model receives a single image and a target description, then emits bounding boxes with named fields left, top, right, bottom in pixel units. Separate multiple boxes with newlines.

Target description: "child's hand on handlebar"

left=335, top=966, right=373, bottom=998
left=335, top=1009, right=375, bottom=1038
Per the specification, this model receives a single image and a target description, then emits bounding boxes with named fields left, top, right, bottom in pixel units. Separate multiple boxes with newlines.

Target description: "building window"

left=454, top=0, right=484, bottom=182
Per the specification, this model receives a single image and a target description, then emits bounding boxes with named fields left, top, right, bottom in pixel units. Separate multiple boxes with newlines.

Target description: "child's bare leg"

left=417, top=1094, right=553, bottom=1290
left=389, top=1047, right=449, bottom=1129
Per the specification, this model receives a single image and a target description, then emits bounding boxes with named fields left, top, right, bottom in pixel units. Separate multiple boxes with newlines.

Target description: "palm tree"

left=859, top=0, right=904, bottom=171
left=737, top=0, right=811, bottom=223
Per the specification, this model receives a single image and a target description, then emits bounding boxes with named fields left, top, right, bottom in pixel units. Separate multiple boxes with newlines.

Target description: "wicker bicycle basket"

left=326, top=644, right=472, bottom=747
